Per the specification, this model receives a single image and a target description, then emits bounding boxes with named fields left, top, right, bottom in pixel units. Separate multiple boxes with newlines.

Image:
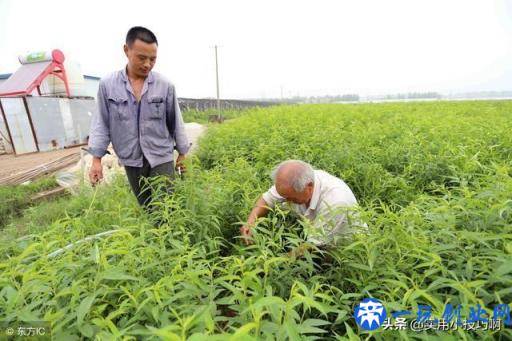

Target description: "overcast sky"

left=0, top=0, right=511, bottom=99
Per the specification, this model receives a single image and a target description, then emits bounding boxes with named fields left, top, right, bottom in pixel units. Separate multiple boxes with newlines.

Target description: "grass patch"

left=0, top=177, right=59, bottom=228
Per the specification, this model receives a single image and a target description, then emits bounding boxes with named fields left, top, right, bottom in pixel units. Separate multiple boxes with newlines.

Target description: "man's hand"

left=176, top=154, right=187, bottom=174
left=240, top=196, right=271, bottom=246
left=240, top=225, right=253, bottom=245
left=89, top=157, right=103, bottom=186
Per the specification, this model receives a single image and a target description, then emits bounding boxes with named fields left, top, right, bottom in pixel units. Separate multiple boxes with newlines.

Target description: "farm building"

left=0, top=50, right=99, bottom=155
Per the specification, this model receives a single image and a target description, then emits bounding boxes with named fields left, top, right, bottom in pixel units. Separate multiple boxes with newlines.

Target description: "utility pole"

left=214, top=45, right=221, bottom=121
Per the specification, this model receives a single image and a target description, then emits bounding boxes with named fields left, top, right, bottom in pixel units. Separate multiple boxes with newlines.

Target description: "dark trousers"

left=124, top=157, right=175, bottom=208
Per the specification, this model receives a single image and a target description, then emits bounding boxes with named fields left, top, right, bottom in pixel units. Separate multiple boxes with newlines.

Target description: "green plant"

left=1, top=101, right=511, bottom=339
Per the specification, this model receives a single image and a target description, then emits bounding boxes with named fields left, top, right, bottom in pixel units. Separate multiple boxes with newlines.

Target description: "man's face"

left=276, top=182, right=314, bottom=205
left=124, top=39, right=157, bottom=78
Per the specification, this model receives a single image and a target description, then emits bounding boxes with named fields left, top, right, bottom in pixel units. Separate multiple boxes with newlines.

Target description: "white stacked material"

left=55, top=151, right=124, bottom=193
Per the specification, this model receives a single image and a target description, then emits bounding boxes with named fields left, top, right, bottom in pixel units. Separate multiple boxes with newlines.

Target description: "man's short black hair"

left=126, top=26, right=158, bottom=47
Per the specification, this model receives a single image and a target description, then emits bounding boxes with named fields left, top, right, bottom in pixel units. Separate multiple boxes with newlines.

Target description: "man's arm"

left=240, top=196, right=271, bottom=245
left=240, top=186, right=285, bottom=245
left=88, top=82, right=111, bottom=185
left=246, top=196, right=271, bottom=226
left=167, top=84, right=190, bottom=172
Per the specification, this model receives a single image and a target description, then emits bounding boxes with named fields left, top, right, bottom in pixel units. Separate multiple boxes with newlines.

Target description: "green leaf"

left=297, top=318, right=330, bottom=334
left=346, top=262, right=372, bottom=271
left=495, top=261, right=512, bottom=277
left=100, top=269, right=139, bottom=281
left=77, top=294, right=96, bottom=325
left=230, top=322, right=258, bottom=339
left=78, top=323, right=95, bottom=338
left=284, top=320, right=300, bottom=340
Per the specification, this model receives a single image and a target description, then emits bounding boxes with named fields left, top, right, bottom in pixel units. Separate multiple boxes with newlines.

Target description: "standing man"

left=88, top=26, right=190, bottom=207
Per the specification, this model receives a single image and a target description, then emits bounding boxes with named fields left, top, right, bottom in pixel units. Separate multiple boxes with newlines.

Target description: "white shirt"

left=262, top=170, right=365, bottom=246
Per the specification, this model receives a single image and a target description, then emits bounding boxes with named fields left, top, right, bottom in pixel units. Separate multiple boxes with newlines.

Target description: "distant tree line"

left=178, top=98, right=277, bottom=111
left=384, top=92, right=442, bottom=100
left=247, top=90, right=512, bottom=104
left=276, top=94, right=360, bottom=104
left=450, top=91, right=512, bottom=99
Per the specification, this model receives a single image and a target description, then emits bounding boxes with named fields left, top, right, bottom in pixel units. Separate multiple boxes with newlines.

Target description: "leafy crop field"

left=182, top=108, right=251, bottom=124
left=1, top=101, right=511, bottom=339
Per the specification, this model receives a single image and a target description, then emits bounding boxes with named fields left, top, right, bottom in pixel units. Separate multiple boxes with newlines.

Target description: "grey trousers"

left=124, top=157, right=175, bottom=207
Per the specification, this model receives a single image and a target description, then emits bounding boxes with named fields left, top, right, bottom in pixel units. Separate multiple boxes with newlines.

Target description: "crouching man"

left=240, top=160, right=366, bottom=257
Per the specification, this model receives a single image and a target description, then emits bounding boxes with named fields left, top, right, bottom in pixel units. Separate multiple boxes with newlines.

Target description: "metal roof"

left=0, top=73, right=100, bottom=81
left=0, top=62, right=53, bottom=96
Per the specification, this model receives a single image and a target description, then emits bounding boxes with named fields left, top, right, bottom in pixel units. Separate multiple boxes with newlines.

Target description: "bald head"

left=271, top=160, right=315, bottom=204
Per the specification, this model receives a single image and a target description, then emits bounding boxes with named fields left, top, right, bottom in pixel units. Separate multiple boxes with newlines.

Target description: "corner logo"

left=354, top=298, right=387, bottom=330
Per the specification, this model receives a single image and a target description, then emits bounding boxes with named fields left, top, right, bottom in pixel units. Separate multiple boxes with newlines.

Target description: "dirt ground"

left=0, top=123, right=207, bottom=182
left=0, top=146, right=82, bottom=180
